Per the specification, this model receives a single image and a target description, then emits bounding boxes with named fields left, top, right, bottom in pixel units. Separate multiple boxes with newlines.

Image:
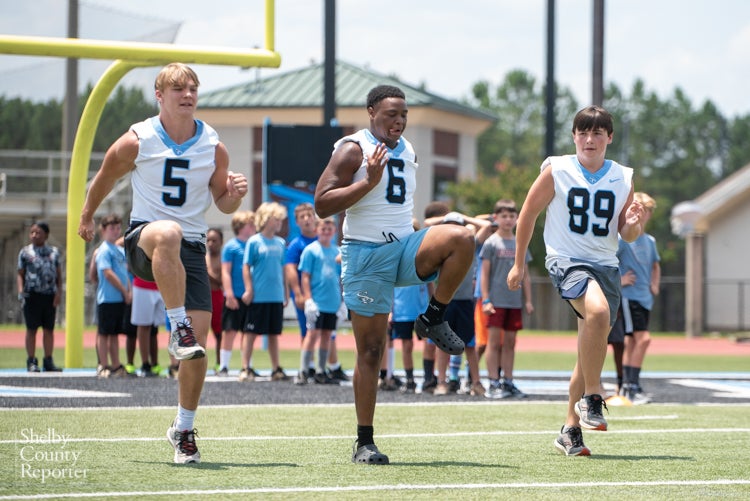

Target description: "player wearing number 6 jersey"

left=78, top=63, right=248, bottom=464
left=507, top=105, right=644, bottom=457
left=315, top=85, right=475, bottom=464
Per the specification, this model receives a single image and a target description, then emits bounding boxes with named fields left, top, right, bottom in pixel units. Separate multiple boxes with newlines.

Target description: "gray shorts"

left=124, top=222, right=211, bottom=312
left=546, top=257, right=621, bottom=326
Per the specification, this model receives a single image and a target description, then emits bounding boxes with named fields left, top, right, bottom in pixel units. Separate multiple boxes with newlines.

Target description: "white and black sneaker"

left=554, top=426, right=591, bottom=456
left=168, top=318, right=205, bottom=361
left=167, top=422, right=201, bottom=464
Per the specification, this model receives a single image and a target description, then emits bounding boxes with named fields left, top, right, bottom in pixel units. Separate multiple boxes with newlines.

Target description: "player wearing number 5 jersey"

left=315, top=85, right=475, bottom=464
left=78, top=63, right=248, bottom=464
left=507, top=105, right=644, bottom=457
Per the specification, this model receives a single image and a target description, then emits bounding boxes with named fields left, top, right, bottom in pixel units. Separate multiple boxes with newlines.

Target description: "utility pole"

left=592, top=0, right=604, bottom=105
left=62, top=0, right=79, bottom=155
left=545, top=0, right=556, bottom=157
left=323, top=0, right=336, bottom=125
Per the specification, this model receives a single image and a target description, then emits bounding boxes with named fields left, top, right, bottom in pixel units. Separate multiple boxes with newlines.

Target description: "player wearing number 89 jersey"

left=506, top=105, right=644, bottom=457
left=542, top=155, right=632, bottom=268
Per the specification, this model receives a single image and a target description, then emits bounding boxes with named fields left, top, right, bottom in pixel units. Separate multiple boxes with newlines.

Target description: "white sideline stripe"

left=1, top=427, right=748, bottom=445
left=0, top=479, right=748, bottom=499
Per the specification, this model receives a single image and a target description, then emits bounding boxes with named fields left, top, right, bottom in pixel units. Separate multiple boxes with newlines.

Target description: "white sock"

left=219, top=349, right=232, bottom=369
left=166, top=307, right=187, bottom=331
left=175, top=404, right=195, bottom=431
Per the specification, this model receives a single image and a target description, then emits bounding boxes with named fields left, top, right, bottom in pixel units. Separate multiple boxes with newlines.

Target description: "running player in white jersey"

left=78, top=63, right=248, bottom=464
left=507, top=105, right=644, bottom=457
left=315, top=85, right=475, bottom=465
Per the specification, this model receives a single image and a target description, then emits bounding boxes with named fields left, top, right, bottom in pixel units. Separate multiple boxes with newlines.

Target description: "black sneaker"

left=271, top=367, right=290, bottom=381
left=401, top=379, right=417, bottom=394
left=239, top=367, right=260, bottom=382
left=314, top=372, right=338, bottom=384
left=327, top=366, right=350, bottom=382
left=42, top=356, right=62, bottom=372
left=294, top=371, right=309, bottom=385
left=554, top=426, right=591, bottom=456
left=26, top=357, right=40, bottom=373
left=421, top=377, right=438, bottom=394
left=378, top=377, right=401, bottom=391
left=447, top=379, right=461, bottom=393
left=575, top=394, right=608, bottom=431
left=139, top=363, right=157, bottom=378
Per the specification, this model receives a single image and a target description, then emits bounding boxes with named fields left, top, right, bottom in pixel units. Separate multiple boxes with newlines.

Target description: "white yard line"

left=1, top=479, right=749, bottom=499
left=1, top=426, right=749, bottom=445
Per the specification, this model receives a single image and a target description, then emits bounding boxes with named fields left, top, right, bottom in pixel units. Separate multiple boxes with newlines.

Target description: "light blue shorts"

left=546, top=256, right=621, bottom=326
left=341, top=228, right=436, bottom=316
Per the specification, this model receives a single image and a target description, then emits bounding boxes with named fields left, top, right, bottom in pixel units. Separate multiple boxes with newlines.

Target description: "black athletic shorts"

left=97, top=302, right=126, bottom=336
left=23, top=292, right=56, bottom=331
left=244, top=302, right=283, bottom=335
left=124, top=221, right=211, bottom=312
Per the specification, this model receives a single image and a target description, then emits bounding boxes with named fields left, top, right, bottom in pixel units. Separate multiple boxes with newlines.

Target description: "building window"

left=433, top=164, right=457, bottom=201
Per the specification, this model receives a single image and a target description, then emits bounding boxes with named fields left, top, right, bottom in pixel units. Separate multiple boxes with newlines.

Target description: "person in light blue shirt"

left=295, top=217, right=342, bottom=384
left=218, top=210, right=255, bottom=375
left=94, top=214, right=131, bottom=377
left=617, top=192, right=661, bottom=403
left=240, top=202, right=289, bottom=382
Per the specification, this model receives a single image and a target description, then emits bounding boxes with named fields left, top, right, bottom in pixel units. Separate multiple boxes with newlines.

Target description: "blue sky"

left=1, top=0, right=749, bottom=117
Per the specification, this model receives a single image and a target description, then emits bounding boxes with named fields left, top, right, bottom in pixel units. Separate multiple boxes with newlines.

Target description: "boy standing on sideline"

left=285, top=203, right=349, bottom=381
left=507, top=105, right=644, bottom=457
left=618, top=192, right=661, bottom=404
left=295, top=217, right=342, bottom=385
left=79, top=63, right=248, bottom=463
left=206, top=227, right=224, bottom=373
left=285, top=203, right=319, bottom=345
left=480, top=199, right=534, bottom=398
left=93, top=214, right=131, bottom=377
left=17, top=221, right=63, bottom=372
left=240, top=202, right=289, bottom=382
left=219, top=211, right=255, bottom=376
left=315, top=84, right=475, bottom=464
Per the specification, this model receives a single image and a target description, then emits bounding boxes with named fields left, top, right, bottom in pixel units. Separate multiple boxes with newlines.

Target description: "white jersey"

left=338, top=129, right=418, bottom=243
left=129, top=117, right=219, bottom=242
left=543, top=155, right=632, bottom=268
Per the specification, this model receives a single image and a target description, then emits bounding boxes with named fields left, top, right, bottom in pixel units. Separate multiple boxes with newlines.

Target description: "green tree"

left=0, top=85, right=156, bottom=152
left=87, top=85, right=157, bottom=151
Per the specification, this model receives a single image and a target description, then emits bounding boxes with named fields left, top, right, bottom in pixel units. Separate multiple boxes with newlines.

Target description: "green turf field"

left=1, top=403, right=749, bottom=499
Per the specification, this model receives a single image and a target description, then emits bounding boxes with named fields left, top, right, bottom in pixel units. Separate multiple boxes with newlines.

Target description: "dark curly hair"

left=366, top=85, right=405, bottom=109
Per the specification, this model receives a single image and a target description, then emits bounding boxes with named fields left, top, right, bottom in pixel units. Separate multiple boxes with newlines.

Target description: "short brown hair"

left=493, top=199, right=517, bottom=214
left=100, top=214, right=122, bottom=228
left=634, top=192, right=657, bottom=211
left=424, top=201, right=450, bottom=219
left=572, top=105, right=614, bottom=135
left=230, top=210, right=255, bottom=235
left=155, top=63, right=200, bottom=92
